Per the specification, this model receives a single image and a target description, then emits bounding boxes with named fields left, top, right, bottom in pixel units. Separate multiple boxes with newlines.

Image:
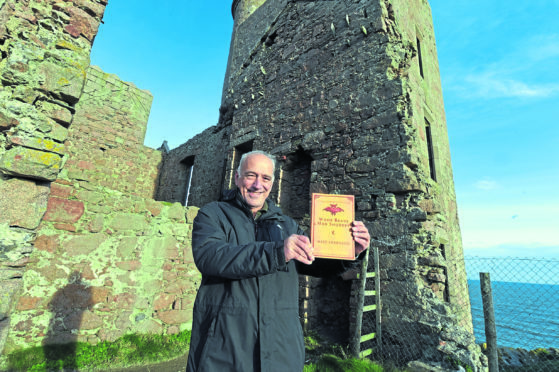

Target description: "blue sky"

left=90, top=1, right=559, bottom=259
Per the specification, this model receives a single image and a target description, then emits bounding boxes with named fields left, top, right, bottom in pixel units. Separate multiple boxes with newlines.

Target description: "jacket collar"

left=221, top=189, right=283, bottom=220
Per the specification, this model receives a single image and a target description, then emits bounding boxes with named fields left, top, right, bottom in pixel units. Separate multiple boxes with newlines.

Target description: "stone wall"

left=206, top=0, right=483, bottom=369
left=0, top=0, right=106, bottom=184
left=62, top=65, right=161, bottom=199
left=0, top=0, right=484, bottom=370
left=0, top=0, right=109, bottom=355
left=156, top=125, right=230, bottom=207
left=0, top=0, right=201, bottom=359
left=3, top=191, right=199, bottom=353
left=1, top=58, right=202, bottom=355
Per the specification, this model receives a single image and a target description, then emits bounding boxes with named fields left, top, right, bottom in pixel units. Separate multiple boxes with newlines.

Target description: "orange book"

left=310, top=193, right=355, bottom=260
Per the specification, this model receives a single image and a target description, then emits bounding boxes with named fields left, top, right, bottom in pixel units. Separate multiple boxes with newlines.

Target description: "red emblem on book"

left=324, top=204, right=344, bottom=216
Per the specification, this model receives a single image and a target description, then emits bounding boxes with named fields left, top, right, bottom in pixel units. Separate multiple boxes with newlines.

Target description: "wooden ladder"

left=350, top=246, right=381, bottom=359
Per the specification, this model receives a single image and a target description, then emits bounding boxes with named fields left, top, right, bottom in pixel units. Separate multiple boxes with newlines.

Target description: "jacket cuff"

left=355, top=248, right=368, bottom=261
left=274, top=242, right=288, bottom=271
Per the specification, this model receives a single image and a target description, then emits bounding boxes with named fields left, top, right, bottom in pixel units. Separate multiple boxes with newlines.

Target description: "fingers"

left=284, top=234, right=315, bottom=265
left=351, top=221, right=370, bottom=254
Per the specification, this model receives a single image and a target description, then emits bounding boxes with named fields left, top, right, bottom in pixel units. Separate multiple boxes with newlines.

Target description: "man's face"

left=235, top=153, right=274, bottom=214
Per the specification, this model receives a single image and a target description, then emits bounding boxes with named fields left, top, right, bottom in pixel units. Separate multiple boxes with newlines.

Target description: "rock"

left=38, top=61, right=86, bottom=104
left=0, top=177, right=50, bottom=229
left=0, top=147, right=62, bottom=181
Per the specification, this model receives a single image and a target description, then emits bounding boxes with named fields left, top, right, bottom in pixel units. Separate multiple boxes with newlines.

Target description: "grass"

left=5, top=328, right=442, bottom=372
left=5, top=330, right=191, bottom=371
left=303, top=331, right=405, bottom=372
left=6, top=329, right=396, bottom=372
left=304, top=354, right=384, bottom=372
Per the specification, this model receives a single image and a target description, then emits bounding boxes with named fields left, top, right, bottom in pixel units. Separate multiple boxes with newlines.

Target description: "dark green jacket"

left=186, top=190, right=361, bottom=372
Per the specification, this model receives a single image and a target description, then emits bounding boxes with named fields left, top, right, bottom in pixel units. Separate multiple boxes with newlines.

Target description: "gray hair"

left=237, top=150, right=276, bottom=179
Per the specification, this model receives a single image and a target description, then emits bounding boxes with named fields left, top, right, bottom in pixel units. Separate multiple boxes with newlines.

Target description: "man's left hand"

left=351, top=221, right=370, bottom=257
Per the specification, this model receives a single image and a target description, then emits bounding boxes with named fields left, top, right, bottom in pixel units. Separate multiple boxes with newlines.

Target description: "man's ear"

left=234, top=171, right=239, bottom=185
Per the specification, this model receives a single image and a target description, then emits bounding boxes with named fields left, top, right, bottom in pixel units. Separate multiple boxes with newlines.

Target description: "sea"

left=468, top=280, right=559, bottom=350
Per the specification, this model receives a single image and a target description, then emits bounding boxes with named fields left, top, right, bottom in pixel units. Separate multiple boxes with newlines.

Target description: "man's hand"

left=351, top=221, right=370, bottom=257
left=284, top=234, right=315, bottom=265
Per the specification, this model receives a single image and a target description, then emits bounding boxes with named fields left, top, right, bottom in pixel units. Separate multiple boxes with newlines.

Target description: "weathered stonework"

left=62, top=65, right=161, bottom=199
left=1, top=61, right=199, bottom=358
left=1, top=1, right=485, bottom=371
left=3, top=190, right=200, bottom=353
left=160, top=0, right=484, bottom=369
left=0, top=0, right=109, bottom=356
left=156, top=126, right=230, bottom=207
left=0, top=0, right=199, bottom=360
left=0, top=176, right=50, bottom=229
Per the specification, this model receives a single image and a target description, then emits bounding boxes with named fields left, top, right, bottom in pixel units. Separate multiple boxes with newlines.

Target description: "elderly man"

left=186, top=150, right=370, bottom=372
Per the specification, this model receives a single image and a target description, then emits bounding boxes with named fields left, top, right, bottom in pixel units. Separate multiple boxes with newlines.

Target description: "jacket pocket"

left=256, top=220, right=285, bottom=242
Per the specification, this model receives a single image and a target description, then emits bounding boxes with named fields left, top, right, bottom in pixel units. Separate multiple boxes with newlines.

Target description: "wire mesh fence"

left=465, top=256, right=559, bottom=372
left=354, top=255, right=559, bottom=371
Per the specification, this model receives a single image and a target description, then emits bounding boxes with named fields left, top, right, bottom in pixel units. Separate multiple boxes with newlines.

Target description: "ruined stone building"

left=0, top=0, right=200, bottom=361
left=0, top=0, right=485, bottom=370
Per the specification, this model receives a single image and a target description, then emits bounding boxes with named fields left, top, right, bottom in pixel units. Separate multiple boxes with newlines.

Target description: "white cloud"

left=445, top=34, right=559, bottom=100
left=463, top=73, right=559, bottom=99
left=525, top=34, right=559, bottom=62
left=474, top=179, right=499, bottom=190
left=458, top=203, right=559, bottom=255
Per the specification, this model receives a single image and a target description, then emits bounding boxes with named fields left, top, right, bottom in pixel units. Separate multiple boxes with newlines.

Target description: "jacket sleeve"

left=191, top=204, right=288, bottom=280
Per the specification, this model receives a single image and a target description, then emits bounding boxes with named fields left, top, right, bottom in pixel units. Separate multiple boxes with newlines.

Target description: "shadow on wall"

left=43, top=271, right=91, bottom=370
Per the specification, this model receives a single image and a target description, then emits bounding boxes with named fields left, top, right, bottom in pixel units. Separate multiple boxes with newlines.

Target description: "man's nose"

left=253, top=176, right=262, bottom=188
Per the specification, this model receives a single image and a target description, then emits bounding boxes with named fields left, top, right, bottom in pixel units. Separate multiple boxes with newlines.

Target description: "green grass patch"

left=304, top=354, right=384, bottom=372
left=6, top=329, right=413, bottom=371
left=303, top=331, right=406, bottom=372
left=6, top=330, right=191, bottom=372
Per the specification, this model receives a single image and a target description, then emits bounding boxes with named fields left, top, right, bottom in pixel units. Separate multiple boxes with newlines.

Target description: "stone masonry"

left=158, top=0, right=486, bottom=370
left=0, top=0, right=200, bottom=361
left=0, top=0, right=109, bottom=355
left=2, top=64, right=202, bottom=355
left=1, top=0, right=488, bottom=370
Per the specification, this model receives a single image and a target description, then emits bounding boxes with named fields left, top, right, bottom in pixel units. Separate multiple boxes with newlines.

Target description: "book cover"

left=310, top=193, right=355, bottom=260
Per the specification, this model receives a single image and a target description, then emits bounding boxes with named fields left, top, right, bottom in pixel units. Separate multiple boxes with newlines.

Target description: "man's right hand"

left=284, top=234, right=315, bottom=265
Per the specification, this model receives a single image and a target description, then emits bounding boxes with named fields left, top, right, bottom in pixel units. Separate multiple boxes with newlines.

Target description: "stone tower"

left=158, top=0, right=490, bottom=369
left=157, top=0, right=485, bottom=369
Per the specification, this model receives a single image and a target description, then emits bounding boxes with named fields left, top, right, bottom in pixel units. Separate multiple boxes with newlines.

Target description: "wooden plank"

left=363, top=304, right=377, bottom=312
left=349, top=252, right=369, bottom=358
left=360, top=332, right=376, bottom=343
left=373, top=246, right=382, bottom=355
left=364, top=290, right=376, bottom=296
left=480, top=272, right=499, bottom=372
left=366, top=271, right=375, bottom=278
left=359, top=348, right=373, bottom=358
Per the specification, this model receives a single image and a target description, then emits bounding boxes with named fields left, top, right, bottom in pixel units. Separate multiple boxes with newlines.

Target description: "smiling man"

left=186, top=150, right=370, bottom=372
left=234, top=151, right=274, bottom=214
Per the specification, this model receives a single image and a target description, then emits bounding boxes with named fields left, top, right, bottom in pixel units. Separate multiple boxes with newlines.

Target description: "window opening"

left=279, top=148, right=312, bottom=229
left=440, top=244, right=450, bottom=302
left=417, top=37, right=424, bottom=78
left=227, top=140, right=254, bottom=190
left=233, top=140, right=254, bottom=176
left=425, top=119, right=437, bottom=181
left=182, top=156, right=195, bottom=206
